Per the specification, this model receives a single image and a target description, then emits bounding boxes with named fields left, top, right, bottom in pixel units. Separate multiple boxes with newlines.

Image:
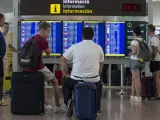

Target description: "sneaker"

left=134, top=96, right=142, bottom=101
left=45, top=104, right=53, bottom=110
left=66, top=99, right=74, bottom=117
left=130, top=96, right=135, bottom=101
left=54, top=105, right=66, bottom=113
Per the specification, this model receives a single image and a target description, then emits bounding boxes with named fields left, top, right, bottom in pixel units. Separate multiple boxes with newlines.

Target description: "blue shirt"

left=0, top=31, right=6, bottom=58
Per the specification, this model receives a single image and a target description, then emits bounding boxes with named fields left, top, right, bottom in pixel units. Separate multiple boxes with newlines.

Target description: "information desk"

left=43, top=57, right=130, bottom=64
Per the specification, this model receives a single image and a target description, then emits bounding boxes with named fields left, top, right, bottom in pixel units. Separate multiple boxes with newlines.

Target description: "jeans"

left=0, top=58, right=4, bottom=100
left=62, top=77, right=102, bottom=110
left=0, top=78, right=3, bottom=100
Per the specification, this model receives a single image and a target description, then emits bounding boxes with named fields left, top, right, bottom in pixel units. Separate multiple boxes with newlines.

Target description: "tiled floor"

left=1, top=89, right=160, bottom=120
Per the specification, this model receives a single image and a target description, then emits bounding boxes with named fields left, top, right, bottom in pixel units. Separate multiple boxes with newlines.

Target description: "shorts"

left=130, top=59, right=144, bottom=71
left=150, top=61, right=160, bottom=72
left=38, top=66, right=55, bottom=82
left=0, top=58, right=4, bottom=78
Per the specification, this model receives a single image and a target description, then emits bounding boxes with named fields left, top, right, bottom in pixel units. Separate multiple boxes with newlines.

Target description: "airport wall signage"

left=20, top=0, right=146, bottom=16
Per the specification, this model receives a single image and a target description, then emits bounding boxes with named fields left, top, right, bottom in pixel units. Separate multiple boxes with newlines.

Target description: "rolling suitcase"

left=11, top=72, right=44, bottom=115
left=141, top=76, right=157, bottom=98
left=74, top=82, right=97, bottom=120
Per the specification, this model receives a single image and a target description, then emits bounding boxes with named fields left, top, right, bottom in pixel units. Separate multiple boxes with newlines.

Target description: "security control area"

left=2, top=0, right=160, bottom=120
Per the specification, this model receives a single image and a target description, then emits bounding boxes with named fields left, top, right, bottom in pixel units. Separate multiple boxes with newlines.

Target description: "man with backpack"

left=22, top=22, right=65, bottom=112
left=148, top=24, right=160, bottom=99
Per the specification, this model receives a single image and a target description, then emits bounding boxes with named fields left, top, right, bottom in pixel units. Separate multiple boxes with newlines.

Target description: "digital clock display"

left=123, top=3, right=141, bottom=12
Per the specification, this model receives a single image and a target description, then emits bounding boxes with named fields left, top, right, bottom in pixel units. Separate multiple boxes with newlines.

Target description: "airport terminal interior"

left=1, top=0, right=160, bottom=120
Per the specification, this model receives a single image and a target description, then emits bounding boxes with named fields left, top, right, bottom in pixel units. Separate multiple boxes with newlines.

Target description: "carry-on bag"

left=141, top=76, right=157, bottom=98
left=11, top=72, right=44, bottom=115
left=74, top=82, right=97, bottom=120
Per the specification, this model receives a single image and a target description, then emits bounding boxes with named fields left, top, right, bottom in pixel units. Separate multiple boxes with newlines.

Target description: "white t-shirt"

left=130, top=37, right=143, bottom=60
left=148, top=35, right=160, bottom=61
left=63, top=40, right=104, bottom=82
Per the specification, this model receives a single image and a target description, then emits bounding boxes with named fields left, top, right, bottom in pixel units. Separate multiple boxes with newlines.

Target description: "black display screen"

left=123, top=3, right=141, bottom=12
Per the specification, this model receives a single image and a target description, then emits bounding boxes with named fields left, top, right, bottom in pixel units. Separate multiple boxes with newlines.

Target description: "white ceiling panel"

left=0, top=0, right=13, bottom=13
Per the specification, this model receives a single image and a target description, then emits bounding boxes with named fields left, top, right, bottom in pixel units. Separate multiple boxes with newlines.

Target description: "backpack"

left=135, top=40, right=152, bottom=61
left=20, top=37, right=41, bottom=69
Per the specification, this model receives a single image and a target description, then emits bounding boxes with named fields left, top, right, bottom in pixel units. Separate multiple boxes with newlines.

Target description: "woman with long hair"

left=129, top=26, right=144, bottom=101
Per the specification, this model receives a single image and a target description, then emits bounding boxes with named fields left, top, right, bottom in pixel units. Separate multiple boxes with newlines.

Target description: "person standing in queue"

left=25, top=22, right=65, bottom=112
left=1, top=22, right=19, bottom=78
left=0, top=13, right=6, bottom=106
left=148, top=24, right=160, bottom=99
left=0, top=22, right=19, bottom=103
left=129, top=26, right=144, bottom=101
left=61, top=27, right=104, bottom=116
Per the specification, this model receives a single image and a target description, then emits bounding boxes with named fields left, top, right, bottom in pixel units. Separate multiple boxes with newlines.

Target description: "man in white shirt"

left=148, top=24, right=160, bottom=99
left=60, top=27, right=104, bottom=117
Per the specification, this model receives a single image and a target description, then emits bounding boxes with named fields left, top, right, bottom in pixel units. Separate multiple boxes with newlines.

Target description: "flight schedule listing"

left=20, top=21, right=62, bottom=56
left=105, top=22, right=125, bottom=56
left=63, top=21, right=83, bottom=52
left=125, top=21, right=146, bottom=56
left=84, top=21, right=105, bottom=50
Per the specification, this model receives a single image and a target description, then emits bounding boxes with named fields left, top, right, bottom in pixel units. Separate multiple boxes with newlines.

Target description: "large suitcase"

left=141, top=76, right=157, bottom=98
left=74, top=82, right=97, bottom=120
left=11, top=72, right=44, bottom=114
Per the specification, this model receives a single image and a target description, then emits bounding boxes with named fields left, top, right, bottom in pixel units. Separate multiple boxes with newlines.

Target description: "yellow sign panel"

left=50, top=4, right=61, bottom=14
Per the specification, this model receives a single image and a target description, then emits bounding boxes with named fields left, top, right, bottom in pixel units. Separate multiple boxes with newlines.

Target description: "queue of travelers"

left=130, top=25, right=160, bottom=101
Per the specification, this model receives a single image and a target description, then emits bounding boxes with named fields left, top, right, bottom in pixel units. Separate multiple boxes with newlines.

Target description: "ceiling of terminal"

left=0, top=0, right=13, bottom=13
left=0, top=0, right=159, bottom=13
left=153, top=0, right=160, bottom=1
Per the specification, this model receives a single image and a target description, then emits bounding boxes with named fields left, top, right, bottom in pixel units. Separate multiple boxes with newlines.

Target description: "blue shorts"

left=130, top=59, right=144, bottom=71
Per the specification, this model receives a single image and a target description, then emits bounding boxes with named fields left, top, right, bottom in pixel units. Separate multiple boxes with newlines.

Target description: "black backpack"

left=135, top=40, right=152, bottom=61
left=20, top=37, right=41, bottom=69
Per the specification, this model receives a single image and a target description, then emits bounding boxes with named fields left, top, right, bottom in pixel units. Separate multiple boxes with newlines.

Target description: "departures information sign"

left=125, top=21, right=147, bottom=56
left=20, top=0, right=146, bottom=16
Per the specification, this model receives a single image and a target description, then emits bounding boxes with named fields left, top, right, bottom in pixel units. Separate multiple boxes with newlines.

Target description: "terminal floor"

left=1, top=89, right=160, bottom=120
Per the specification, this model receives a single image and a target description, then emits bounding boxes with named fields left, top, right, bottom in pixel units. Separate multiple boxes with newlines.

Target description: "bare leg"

left=50, top=77, right=60, bottom=107
left=133, top=70, right=141, bottom=97
left=131, top=73, right=136, bottom=96
left=155, top=71, right=160, bottom=96
left=45, top=97, right=50, bottom=105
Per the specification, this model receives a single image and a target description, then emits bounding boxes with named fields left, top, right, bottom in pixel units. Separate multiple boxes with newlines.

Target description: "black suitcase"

left=141, top=76, right=157, bottom=99
left=11, top=72, right=44, bottom=115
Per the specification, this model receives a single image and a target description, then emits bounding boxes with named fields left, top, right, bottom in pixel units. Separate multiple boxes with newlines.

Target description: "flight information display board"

left=20, top=21, right=62, bottom=56
left=125, top=21, right=146, bottom=56
left=105, top=22, right=125, bottom=57
left=84, top=21, right=105, bottom=50
left=20, top=0, right=146, bottom=16
left=62, top=21, right=83, bottom=52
